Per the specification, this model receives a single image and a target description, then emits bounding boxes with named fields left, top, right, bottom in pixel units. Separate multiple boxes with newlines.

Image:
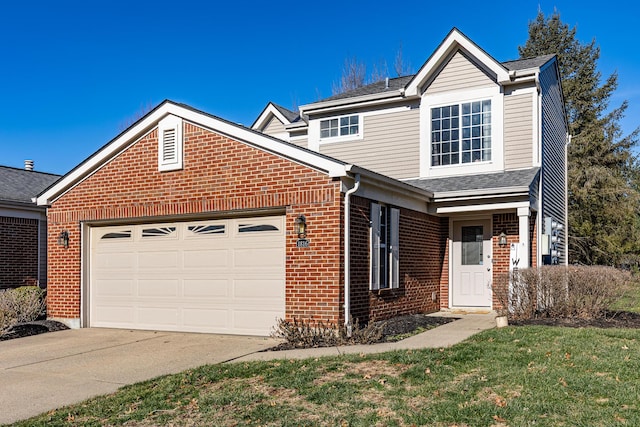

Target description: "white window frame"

left=158, top=115, right=183, bottom=171
left=318, top=114, right=361, bottom=142
left=420, top=87, right=504, bottom=178
left=370, top=203, right=400, bottom=290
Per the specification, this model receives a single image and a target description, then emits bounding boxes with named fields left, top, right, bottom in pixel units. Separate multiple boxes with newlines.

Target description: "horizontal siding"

left=425, top=51, right=495, bottom=95
left=262, top=116, right=286, bottom=136
left=319, top=108, right=420, bottom=179
left=504, top=92, right=534, bottom=169
left=291, top=138, right=308, bottom=149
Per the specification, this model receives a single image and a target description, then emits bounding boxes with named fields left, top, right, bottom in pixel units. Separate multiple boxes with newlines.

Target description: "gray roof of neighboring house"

left=404, top=167, right=540, bottom=195
left=0, top=165, right=60, bottom=205
left=272, top=103, right=300, bottom=123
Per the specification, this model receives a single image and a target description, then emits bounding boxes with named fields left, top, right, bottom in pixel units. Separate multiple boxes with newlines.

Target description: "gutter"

left=344, top=173, right=361, bottom=334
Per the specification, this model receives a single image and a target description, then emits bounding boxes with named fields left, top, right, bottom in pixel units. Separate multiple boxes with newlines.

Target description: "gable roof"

left=404, top=168, right=540, bottom=199
left=251, top=102, right=302, bottom=130
left=502, top=54, right=555, bottom=71
left=0, top=166, right=60, bottom=206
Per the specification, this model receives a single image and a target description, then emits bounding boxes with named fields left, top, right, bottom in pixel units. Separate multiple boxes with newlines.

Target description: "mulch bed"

left=510, top=310, right=640, bottom=329
left=0, top=320, right=69, bottom=341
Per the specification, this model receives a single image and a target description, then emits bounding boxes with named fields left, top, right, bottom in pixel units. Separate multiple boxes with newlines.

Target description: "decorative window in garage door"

left=187, top=224, right=226, bottom=235
left=141, top=227, right=176, bottom=238
left=238, top=223, right=279, bottom=233
left=101, top=230, right=132, bottom=240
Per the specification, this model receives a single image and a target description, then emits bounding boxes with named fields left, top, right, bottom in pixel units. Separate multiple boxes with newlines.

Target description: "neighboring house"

left=37, top=28, right=567, bottom=336
left=0, top=163, right=60, bottom=289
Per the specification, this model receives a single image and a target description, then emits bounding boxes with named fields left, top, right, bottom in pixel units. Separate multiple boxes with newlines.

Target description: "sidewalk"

left=232, top=311, right=497, bottom=362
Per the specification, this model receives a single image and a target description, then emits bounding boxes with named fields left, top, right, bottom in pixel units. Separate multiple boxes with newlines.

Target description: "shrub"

left=271, top=316, right=385, bottom=349
left=0, top=286, right=46, bottom=334
left=498, top=266, right=631, bottom=320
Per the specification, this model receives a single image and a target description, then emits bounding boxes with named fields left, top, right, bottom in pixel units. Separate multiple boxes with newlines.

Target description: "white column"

left=517, top=207, right=530, bottom=269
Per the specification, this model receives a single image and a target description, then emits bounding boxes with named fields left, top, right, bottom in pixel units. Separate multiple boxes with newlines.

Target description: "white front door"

left=452, top=219, right=492, bottom=307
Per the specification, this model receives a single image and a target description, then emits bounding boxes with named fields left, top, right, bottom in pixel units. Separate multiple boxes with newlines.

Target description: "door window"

left=461, top=226, right=483, bottom=265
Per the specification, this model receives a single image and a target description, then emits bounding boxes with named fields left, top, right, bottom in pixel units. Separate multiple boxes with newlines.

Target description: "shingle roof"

left=404, top=168, right=540, bottom=195
left=502, top=54, right=555, bottom=71
left=320, top=75, right=414, bottom=102
left=314, top=54, right=555, bottom=104
left=272, top=103, right=300, bottom=123
left=0, top=166, right=60, bottom=205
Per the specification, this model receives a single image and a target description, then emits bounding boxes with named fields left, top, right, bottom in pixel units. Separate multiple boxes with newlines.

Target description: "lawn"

left=14, top=326, right=640, bottom=426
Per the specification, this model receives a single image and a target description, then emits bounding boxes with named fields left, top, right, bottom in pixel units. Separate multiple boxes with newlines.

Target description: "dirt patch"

left=510, top=311, right=640, bottom=329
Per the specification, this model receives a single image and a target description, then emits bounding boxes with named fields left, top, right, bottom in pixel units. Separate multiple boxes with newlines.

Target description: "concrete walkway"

left=234, top=311, right=497, bottom=362
left=0, top=312, right=495, bottom=425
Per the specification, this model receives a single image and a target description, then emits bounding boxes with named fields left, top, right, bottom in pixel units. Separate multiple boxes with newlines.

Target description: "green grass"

left=611, top=278, right=640, bottom=313
left=13, top=326, right=640, bottom=427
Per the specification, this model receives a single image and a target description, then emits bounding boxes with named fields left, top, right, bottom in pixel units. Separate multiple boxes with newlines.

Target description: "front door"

left=452, top=219, right=492, bottom=307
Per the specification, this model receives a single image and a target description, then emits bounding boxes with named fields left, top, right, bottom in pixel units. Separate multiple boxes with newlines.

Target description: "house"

left=36, top=29, right=567, bottom=336
left=0, top=162, right=60, bottom=289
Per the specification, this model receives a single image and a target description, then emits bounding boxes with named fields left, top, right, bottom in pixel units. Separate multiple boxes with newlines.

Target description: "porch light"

left=57, top=230, right=69, bottom=248
left=295, top=215, right=307, bottom=238
left=498, top=231, right=508, bottom=247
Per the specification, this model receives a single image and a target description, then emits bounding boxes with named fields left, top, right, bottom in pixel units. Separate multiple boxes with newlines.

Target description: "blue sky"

left=1, top=0, right=638, bottom=175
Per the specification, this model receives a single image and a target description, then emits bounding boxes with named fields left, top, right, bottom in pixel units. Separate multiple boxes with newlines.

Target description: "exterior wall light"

left=58, top=230, right=69, bottom=248
left=295, top=215, right=307, bottom=238
left=498, top=231, right=508, bottom=248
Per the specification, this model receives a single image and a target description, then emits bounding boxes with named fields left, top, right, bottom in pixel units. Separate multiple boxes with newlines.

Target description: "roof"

left=404, top=168, right=540, bottom=197
left=0, top=166, right=60, bottom=205
left=502, top=54, right=555, bottom=71
left=320, top=75, right=414, bottom=102
left=272, top=103, right=299, bottom=123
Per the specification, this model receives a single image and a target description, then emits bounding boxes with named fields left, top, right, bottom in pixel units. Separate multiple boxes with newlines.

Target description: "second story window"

left=431, top=100, right=491, bottom=166
left=320, top=115, right=359, bottom=139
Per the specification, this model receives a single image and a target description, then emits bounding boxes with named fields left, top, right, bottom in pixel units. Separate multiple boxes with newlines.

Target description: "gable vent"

left=162, top=129, right=177, bottom=162
left=158, top=115, right=183, bottom=171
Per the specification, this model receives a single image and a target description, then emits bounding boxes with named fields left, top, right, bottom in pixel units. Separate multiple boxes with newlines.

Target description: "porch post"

left=517, top=207, right=530, bottom=269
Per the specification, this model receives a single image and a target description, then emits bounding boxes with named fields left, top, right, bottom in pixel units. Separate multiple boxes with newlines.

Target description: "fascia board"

left=405, top=29, right=510, bottom=96
left=435, top=200, right=530, bottom=214
left=300, top=91, right=405, bottom=115
left=347, top=165, right=433, bottom=200
left=433, top=186, right=530, bottom=201
left=37, top=102, right=349, bottom=205
left=251, top=103, right=291, bottom=130
left=284, top=121, right=308, bottom=130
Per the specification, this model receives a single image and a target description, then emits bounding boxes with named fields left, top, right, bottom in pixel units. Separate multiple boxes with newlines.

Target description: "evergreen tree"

left=519, top=11, right=640, bottom=266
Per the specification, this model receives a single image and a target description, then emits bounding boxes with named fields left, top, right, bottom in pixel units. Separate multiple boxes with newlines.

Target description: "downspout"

left=344, top=173, right=361, bottom=335
left=565, top=133, right=571, bottom=265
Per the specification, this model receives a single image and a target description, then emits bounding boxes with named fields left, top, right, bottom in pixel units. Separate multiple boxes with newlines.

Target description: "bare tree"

left=119, top=101, right=155, bottom=131
left=394, top=42, right=412, bottom=77
left=332, top=56, right=366, bottom=95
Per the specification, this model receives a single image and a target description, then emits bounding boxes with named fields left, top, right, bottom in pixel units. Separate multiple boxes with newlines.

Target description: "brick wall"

left=0, top=216, right=39, bottom=288
left=347, top=196, right=445, bottom=324
left=47, top=122, right=343, bottom=323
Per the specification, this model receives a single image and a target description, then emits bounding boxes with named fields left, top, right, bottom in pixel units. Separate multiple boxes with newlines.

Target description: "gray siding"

left=425, top=51, right=495, bottom=95
left=291, top=137, right=308, bottom=149
left=539, top=63, right=568, bottom=264
left=319, top=108, right=420, bottom=179
left=262, top=116, right=286, bottom=136
left=504, top=92, right=534, bottom=169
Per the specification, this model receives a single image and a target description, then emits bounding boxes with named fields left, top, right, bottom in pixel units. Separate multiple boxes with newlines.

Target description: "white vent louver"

left=158, top=115, right=183, bottom=171
left=162, top=129, right=177, bottom=162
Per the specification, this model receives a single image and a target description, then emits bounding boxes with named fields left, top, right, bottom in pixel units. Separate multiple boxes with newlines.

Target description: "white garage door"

left=89, top=216, right=285, bottom=336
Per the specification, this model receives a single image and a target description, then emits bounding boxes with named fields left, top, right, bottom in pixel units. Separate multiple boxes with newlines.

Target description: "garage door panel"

left=138, top=279, right=179, bottom=297
left=138, top=251, right=179, bottom=269
left=90, top=216, right=285, bottom=336
left=183, top=279, right=229, bottom=297
left=183, top=249, right=230, bottom=268
left=93, top=279, right=134, bottom=296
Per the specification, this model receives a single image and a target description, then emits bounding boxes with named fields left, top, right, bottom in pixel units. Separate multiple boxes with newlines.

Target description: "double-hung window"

left=370, top=203, right=400, bottom=290
left=320, top=114, right=359, bottom=139
left=431, top=99, right=491, bottom=166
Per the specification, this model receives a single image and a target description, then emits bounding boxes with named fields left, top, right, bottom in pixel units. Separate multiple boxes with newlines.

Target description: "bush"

left=271, top=316, right=385, bottom=349
left=0, top=286, right=46, bottom=334
left=498, top=266, right=631, bottom=320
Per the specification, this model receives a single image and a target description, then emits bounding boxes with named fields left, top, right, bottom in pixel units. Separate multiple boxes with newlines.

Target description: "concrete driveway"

left=0, top=328, right=279, bottom=425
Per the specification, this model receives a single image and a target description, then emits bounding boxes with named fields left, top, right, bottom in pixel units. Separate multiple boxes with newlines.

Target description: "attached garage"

left=89, top=216, right=285, bottom=336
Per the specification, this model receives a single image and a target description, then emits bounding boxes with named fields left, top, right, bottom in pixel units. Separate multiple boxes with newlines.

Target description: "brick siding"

left=47, top=122, right=343, bottom=323
left=0, top=216, right=39, bottom=288
left=347, top=196, right=445, bottom=324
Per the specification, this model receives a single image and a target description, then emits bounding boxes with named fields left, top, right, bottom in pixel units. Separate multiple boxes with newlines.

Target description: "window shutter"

left=370, top=203, right=381, bottom=290
left=390, top=208, right=400, bottom=289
